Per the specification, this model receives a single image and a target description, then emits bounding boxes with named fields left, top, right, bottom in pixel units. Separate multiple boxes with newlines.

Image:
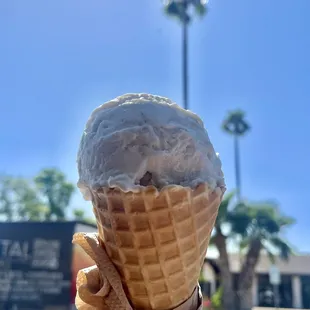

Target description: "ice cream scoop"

left=77, top=93, right=224, bottom=198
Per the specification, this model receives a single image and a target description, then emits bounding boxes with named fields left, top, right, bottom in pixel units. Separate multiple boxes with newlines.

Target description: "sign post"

left=269, top=265, right=281, bottom=309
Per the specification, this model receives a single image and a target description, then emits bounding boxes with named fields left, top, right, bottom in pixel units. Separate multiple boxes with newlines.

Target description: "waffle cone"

left=91, top=183, right=224, bottom=310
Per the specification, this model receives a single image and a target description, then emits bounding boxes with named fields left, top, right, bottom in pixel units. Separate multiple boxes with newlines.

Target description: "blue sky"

left=1, top=0, right=309, bottom=253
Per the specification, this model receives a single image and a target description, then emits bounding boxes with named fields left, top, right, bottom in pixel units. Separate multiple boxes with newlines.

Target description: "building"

left=201, top=253, right=310, bottom=309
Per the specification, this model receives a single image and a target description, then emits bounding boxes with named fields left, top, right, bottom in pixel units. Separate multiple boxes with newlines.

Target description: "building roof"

left=222, top=253, right=310, bottom=275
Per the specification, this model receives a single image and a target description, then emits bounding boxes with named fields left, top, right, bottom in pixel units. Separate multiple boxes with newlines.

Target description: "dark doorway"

left=257, top=274, right=293, bottom=308
left=301, top=276, right=310, bottom=309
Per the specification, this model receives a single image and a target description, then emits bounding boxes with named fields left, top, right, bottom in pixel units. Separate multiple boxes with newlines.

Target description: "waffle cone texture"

left=91, top=183, right=225, bottom=310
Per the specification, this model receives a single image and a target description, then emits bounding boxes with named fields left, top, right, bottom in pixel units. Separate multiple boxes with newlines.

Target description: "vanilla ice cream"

left=77, top=93, right=224, bottom=199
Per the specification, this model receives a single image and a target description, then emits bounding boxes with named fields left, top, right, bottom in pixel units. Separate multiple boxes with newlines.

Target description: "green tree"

left=212, top=192, right=294, bottom=310
left=34, top=168, right=75, bottom=220
left=0, top=176, right=15, bottom=221
left=0, top=176, right=47, bottom=221
left=222, top=110, right=250, bottom=201
left=163, top=0, right=208, bottom=109
left=73, top=208, right=96, bottom=225
left=11, top=178, right=47, bottom=221
left=210, top=287, right=223, bottom=310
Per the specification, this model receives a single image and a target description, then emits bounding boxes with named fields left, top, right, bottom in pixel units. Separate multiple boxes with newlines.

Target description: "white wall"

left=225, top=253, right=310, bottom=275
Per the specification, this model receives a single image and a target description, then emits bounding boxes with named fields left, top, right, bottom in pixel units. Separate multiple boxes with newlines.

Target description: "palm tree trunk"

left=214, top=232, right=236, bottom=310
left=238, top=238, right=262, bottom=310
left=234, top=134, right=241, bottom=201
left=238, top=288, right=253, bottom=310
left=182, top=12, right=188, bottom=110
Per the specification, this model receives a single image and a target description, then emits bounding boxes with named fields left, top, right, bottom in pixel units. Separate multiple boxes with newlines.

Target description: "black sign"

left=0, top=222, right=75, bottom=310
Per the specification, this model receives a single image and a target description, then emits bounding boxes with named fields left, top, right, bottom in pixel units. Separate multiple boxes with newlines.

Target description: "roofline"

left=74, top=220, right=97, bottom=228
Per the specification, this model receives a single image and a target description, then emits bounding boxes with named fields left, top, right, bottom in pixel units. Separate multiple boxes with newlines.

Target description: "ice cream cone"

left=91, top=183, right=225, bottom=310
left=76, top=93, right=226, bottom=310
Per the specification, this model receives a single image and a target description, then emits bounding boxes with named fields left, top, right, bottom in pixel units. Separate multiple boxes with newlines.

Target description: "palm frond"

left=255, top=209, right=280, bottom=234
left=227, top=210, right=252, bottom=237
left=163, top=0, right=208, bottom=23
left=277, top=215, right=296, bottom=227
left=164, top=1, right=179, bottom=16
left=261, top=242, right=277, bottom=264
left=269, top=237, right=293, bottom=261
left=222, top=109, right=250, bottom=136
left=194, top=3, right=208, bottom=16
left=163, top=1, right=190, bottom=23
left=247, top=202, right=295, bottom=232
left=267, top=250, right=276, bottom=264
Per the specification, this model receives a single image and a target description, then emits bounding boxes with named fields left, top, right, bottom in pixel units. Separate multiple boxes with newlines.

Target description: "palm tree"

left=222, top=110, right=250, bottom=201
left=163, top=0, right=208, bottom=109
left=229, top=202, right=294, bottom=310
left=211, top=192, right=295, bottom=310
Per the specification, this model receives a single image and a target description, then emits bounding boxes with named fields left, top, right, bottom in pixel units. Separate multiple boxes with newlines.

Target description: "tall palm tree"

left=211, top=192, right=295, bottom=310
left=222, top=110, right=250, bottom=201
left=163, top=0, right=208, bottom=109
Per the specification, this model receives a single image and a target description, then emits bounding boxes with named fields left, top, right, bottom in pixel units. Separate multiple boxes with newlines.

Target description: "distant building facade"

left=200, top=253, right=310, bottom=309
